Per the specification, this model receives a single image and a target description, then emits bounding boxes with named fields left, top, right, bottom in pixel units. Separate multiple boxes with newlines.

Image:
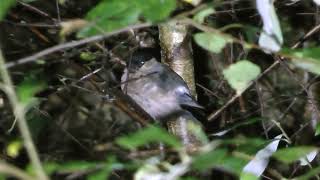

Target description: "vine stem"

left=0, top=50, right=48, bottom=180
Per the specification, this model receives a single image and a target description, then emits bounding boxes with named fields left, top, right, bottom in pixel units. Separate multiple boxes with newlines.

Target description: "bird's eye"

left=139, top=61, right=145, bottom=66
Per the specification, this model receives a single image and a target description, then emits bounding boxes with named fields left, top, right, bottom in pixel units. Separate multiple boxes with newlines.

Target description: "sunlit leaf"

left=77, top=0, right=140, bottom=38
left=256, top=0, right=283, bottom=52
left=314, top=0, right=320, bottom=6
left=182, top=0, right=201, bottom=6
left=192, top=149, right=247, bottom=174
left=135, top=157, right=189, bottom=180
left=0, top=0, right=16, bottom=21
left=193, top=8, right=215, bottom=23
left=116, top=125, right=182, bottom=150
left=240, top=172, right=259, bottom=180
left=80, top=52, right=97, bottom=61
left=300, top=150, right=318, bottom=166
left=241, top=135, right=282, bottom=179
left=194, top=32, right=232, bottom=53
left=6, top=140, right=22, bottom=158
left=223, top=60, right=261, bottom=95
left=273, top=146, right=318, bottom=164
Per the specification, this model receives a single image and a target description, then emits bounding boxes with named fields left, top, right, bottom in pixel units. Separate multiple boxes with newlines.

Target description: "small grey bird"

left=121, top=49, right=202, bottom=120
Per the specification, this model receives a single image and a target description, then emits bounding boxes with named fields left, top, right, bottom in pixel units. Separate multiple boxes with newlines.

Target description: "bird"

left=121, top=48, right=203, bottom=121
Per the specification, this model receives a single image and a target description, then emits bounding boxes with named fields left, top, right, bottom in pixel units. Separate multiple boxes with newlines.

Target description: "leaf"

left=16, top=74, right=46, bottom=105
left=273, top=146, right=318, bottom=164
left=77, top=0, right=140, bottom=38
left=6, top=140, right=23, bottom=158
left=80, top=52, right=97, bottom=61
left=316, top=123, right=320, bottom=136
left=135, top=0, right=176, bottom=21
left=191, top=149, right=228, bottom=171
left=241, top=135, right=282, bottom=179
left=223, top=60, right=261, bottom=94
left=282, top=47, right=320, bottom=75
left=240, top=172, right=259, bottom=180
left=135, top=157, right=189, bottom=180
left=0, top=0, right=16, bottom=21
left=314, top=0, right=320, bottom=6
left=78, top=0, right=175, bottom=37
left=193, top=8, right=215, bottom=23
left=182, top=0, right=201, bottom=6
left=256, top=0, right=283, bottom=52
left=116, top=125, right=182, bottom=150
left=192, top=149, right=248, bottom=174
left=300, top=150, right=318, bottom=166
left=88, top=156, right=123, bottom=180
left=194, top=32, right=232, bottom=53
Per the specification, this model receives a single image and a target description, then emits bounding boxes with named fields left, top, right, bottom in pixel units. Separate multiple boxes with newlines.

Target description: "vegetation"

left=1, top=0, right=320, bottom=179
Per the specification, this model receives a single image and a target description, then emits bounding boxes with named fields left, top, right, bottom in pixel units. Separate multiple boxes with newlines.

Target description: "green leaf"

left=0, top=0, right=16, bottom=21
left=116, top=125, right=182, bottom=150
left=88, top=156, right=123, bottom=180
left=78, top=0, right=140, bottom=38
left=78, top=0, right=175, bottom=37
left=136, top=0, right=176, bottom=21
left=194, top=32, right=233, bottom=53
left=315, top=123, right=320, bottom=136
left=192, top=149, right=228, bottom=171
left=193, top=7, right=215, bottom=23
left=282, top=47, right=320, bottom=75
left=6, top=140, right=22, bottom=158
left=0, top=175, right=5, bottom=180
left=273, top=146, right=318, bottom=164
left=80, top=52, right=97, bottom=61
left=16, top=74, right=46, bottom=105
left=240, top=172, right=259, bottom=180
left=223, top=60, right=261, bottom=94
left=192, top=148, right=248, bottom=174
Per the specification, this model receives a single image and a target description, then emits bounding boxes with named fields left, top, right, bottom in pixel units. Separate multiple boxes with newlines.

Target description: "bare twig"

left=0, top=50, right=48, bottom=180
left=6, top=23, right=151, bottom=68
left=0, top=161, right=34, bottom=180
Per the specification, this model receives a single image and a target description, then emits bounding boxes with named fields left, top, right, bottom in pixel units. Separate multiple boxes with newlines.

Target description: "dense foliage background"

left=2, top=0, right=320, bottom=179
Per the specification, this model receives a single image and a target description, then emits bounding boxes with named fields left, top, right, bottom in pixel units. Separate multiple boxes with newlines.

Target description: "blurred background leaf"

left=116, top=125, right=182, bottom=150
left=0, top=0, right=16, bottom=21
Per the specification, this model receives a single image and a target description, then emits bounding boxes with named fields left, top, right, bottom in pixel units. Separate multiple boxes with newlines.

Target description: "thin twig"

left=207, top=60, right=280, bottom=121
left=0, top=50, right=48, bottom=180
left=6, top=23, right=151, bottom=68
left=0, top=161, right=34, bottom=180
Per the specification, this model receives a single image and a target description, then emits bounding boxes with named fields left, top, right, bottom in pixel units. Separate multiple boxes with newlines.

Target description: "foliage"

left=116, top=125, right=182, bottom=150
left=78, top=0, right=176, bottom=37
left=223, top=60, right=261, bottom=95
left=0, top=0, right=15, bottom=21
left=2, top=0, right=320, bottom=180
left=273, top=146, right=318, bottom=164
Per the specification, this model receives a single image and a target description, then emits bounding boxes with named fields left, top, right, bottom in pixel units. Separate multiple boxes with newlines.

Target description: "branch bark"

left=159, top=20, right=203, bottom=153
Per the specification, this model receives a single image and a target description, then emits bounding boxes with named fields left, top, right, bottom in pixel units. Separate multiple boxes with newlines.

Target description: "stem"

left=0, top=161, right=34, bottom=180
left=0, top=50, right=48, bottom=180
